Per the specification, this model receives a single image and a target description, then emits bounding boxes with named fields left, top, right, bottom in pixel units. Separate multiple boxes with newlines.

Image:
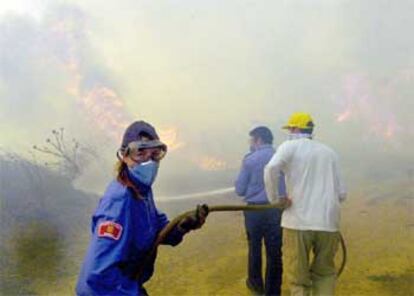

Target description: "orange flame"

left=52, top=16, right=184, bottom=150
left=159, top=128, right=185, bottom=150
left=336, top=73, right=406, bottom=144
left=336, top=109, right=352, bottom=123
left=61, top=55, right=185, bottom=148
left=80, top=86, right=130, bottom=141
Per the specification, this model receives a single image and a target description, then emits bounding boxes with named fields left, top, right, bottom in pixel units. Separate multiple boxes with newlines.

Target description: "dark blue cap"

left=121, top=121, right=162, bottom=151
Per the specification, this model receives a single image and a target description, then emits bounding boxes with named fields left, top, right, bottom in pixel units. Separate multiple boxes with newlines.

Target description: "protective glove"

left=177, top=204, right=209, bottom=233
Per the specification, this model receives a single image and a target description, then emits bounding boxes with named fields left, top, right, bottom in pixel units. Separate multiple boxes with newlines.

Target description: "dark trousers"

left=244, top=208, right=283, bottom=296
left=138, top=286, right=148, bottom=296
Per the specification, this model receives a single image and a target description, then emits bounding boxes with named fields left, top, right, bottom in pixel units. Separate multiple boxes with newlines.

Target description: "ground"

left=146, top=179, right=414, bottom=296
left=2, top=178, right=413, bottom=295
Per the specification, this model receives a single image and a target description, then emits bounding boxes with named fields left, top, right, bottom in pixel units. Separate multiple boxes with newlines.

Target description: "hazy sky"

left=1, top=0, right=413, bottom=192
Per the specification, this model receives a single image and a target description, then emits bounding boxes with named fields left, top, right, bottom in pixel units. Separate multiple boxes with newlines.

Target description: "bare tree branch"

left=32, top=128, right=96, bottom=180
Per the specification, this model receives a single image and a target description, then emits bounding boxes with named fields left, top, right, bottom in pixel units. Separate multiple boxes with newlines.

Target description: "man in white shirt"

left=264, top=112, right=346, bottom=296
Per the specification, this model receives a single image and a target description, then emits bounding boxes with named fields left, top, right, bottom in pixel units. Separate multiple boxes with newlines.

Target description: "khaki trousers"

left=283, top=229, right=339, bottom=296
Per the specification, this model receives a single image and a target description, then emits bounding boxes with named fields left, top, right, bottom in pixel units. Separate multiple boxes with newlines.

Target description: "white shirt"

left=264, top=137, right=346, bottom=232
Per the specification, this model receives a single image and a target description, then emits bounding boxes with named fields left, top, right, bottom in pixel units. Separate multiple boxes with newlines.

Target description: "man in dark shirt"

left=235, top=126, right=287, bottom=296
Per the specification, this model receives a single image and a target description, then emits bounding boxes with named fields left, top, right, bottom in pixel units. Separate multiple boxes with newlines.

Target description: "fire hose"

left=136, top=203, right=347, bottom=279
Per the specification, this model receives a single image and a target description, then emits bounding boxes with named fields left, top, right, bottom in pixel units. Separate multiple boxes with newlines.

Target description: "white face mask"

left=287, top=133, right=313, bottom=140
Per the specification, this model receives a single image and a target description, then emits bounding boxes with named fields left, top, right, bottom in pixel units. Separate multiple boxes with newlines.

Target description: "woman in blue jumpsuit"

left=76, top=121, right=207, bottom=296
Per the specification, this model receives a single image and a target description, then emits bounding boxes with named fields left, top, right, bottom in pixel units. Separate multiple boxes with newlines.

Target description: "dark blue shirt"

left=235, top=144, right=287, bottom=204
left=76, top=180, right=184, bottom=296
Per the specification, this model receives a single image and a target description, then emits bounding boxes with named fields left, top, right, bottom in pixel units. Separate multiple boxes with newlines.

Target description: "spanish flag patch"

left=98, top=221, right=123, bottom=240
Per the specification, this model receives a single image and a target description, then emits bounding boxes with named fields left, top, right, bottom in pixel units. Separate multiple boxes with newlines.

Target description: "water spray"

left=146, top=188, right=347, bottom=280
left=158, top=187, right=234, bottom=201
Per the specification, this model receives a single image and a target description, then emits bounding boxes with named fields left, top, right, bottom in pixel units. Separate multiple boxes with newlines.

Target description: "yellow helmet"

left=282, top=112, right=315, bottom=130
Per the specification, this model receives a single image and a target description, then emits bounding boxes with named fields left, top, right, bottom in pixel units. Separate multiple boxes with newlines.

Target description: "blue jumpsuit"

left=76, top=180, right=184, bottom=295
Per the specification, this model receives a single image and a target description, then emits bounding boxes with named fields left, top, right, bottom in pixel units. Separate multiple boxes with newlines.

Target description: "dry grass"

left=2, top=178, right=412, bottom=295
left=146, top=180, right=414, bottom=296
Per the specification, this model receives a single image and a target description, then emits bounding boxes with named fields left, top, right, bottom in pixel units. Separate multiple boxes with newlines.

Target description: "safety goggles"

left=131, top=147, right=167, bottom=162
left=120, top=140, right=168, bottom=162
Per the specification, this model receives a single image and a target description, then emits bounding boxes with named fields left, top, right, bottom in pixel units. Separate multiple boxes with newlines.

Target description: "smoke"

left=0, top=151, right=95, bottom=293
left=0, top=1, right=413, bottom=294
left=334, top=72, right=412, bottom=144
left=0, top=0, right=413, bottom=193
